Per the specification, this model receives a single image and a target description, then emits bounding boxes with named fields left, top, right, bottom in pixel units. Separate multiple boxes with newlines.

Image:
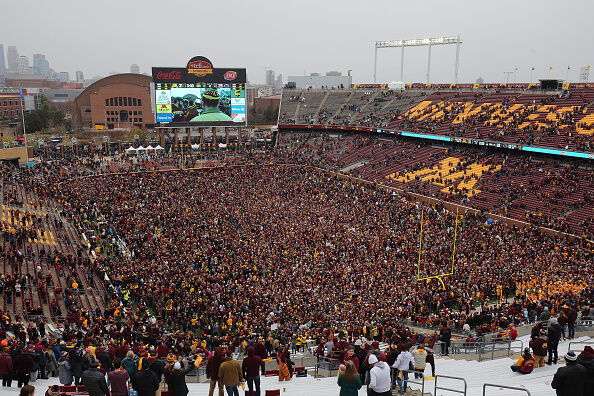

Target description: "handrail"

left=401, top=369, right=424, bottom=394
left=568, top=341, right=594, bottom=353
left=435, top=374, right=467, bottom=395
left=483, top=383, right=531, bottom=396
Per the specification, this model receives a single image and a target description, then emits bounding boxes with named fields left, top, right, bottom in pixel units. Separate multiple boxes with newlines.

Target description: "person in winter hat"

left=367, top=354, right=391, bottom=396
left=551, top=351, right=587, bottom=396
left=576, top=346, right=594, bottom=396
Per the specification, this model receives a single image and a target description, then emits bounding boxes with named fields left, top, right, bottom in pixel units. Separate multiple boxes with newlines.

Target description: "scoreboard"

left=152, top=56, right=247, bottom=127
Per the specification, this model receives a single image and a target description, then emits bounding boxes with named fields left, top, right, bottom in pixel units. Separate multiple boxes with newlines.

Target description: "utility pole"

left=503, top=72, right=513, bottom=84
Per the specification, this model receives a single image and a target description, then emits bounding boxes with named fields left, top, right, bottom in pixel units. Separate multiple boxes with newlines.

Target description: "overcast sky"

left=1, top=0, right=592, bottom=84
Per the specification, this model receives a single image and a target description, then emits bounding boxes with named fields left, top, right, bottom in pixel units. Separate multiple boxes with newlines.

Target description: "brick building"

left=0, top=87, right=25, bottom=121
left=73, top=73, right=154, bottom=129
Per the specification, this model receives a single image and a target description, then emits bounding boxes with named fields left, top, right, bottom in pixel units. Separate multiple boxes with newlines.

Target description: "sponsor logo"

left=224, top=71, right=237, bottom=81
left=188, top=60, right=213, bottom=76
left=156, top=91, right=171, bottom=105
left=231, top=113, right=245, bottom=122
left=156, top=71, right=182, bottom=80
left=231, top=98, right=245, bottom=105
left=156, top=113, right=172, bottom=122
left=157, top=104, right=172, bottom=114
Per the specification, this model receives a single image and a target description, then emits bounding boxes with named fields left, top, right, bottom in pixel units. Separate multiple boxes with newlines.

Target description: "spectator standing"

left=58, top=352, right=73, bottom=386
left=529, top=329, right=548, bottom=368
left=121, top=351, right=138, bottom=380
left=439, top=324, right=452, bottom=356
left=392, top=344, right=414, bottom=395
left=108, top=358, right=129, bottom=396
left=14, top=348, right=33, bottom=387
left=547, top=318, right=562, bottom=365
left=576, top=346, right=594, bottom=396
left=242, top=346, right=264, bottom=396
left=337, top=360, right=362, bottom=396
left=367, top=354, right=390, bottom=396
left=551, top=351, right=587, bottom=396
left=218, top=354, right=243, bottom=396
left=206, top=347, right=225, bottom=396
left=131, top=360, right=159, bottom=396
left=166, top=361, right=194, bottom=396
left=81, top=360, right=109, bottom=396
left=0, top=347, right=13, bottom=387
left=410, top=344, right=427, bottom=379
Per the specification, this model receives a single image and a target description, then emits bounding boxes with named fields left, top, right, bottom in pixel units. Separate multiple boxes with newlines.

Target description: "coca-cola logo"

left=156, top=71, right=182, bottom=80
left=224, top=71, right=237, bottom=81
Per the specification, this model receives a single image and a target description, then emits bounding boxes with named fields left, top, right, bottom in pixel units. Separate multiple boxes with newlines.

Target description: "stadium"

left=1, top=3, right=594, bottom=396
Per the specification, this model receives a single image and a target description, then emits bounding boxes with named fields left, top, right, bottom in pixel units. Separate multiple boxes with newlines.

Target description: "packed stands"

left=279, top=87, right=594, bottom=152
left=276, top=131, right=594, bottom=239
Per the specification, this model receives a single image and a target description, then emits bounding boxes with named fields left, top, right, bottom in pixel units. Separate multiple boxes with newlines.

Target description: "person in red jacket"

left=511, top=348, right=535, bottom=374
left=205, top=347, right=225, bottom=396
left=253, top=340, right=267, bottom=376
left=242, top=347, right=264, bottom=396
left=0, top=348, right=13, bottom=387
left=342, top=345, right=359, bottom=371
left=529, top=330, right=548, bottom=368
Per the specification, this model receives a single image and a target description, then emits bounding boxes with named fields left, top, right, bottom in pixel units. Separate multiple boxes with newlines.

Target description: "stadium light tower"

left=374, top=35, right=462, bottom=84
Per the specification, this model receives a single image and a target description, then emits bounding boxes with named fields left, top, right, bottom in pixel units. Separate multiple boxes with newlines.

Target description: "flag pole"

left=19, top=88, right=29, bottom=162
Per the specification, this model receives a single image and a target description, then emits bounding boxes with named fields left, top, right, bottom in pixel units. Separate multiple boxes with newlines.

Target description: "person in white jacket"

left=368, top=354, right=391, bottom=396
left=392, top=344, right=414, bottom=395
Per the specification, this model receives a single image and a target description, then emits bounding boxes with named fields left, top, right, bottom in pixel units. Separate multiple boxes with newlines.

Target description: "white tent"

left=154, top=145, right=165, bottom=151
left=126, top=147, right=137, bottom=155
left=191, top=143, right=200, bottom=150
left=137, top=146, right=147, bottom=151
left=388, top=81, right=405, bottom=90
left=146, top=145, right=155, bottom=151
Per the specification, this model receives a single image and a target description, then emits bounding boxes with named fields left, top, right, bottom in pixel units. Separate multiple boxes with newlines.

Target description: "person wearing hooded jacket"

left=410, top=344, right=427, bottom=379
left=367, top=354, right=390, bottom=396
left=392, top=344, right=414, bottom=395
left=206, top=347, right=225, bottom=396
left=58, top=352, right=73, bottom=385
left=166, top=361, right=194, bottom=396
left=577, top=346, right=594, bottom=396
left=242, top=346, right=264, bottom=396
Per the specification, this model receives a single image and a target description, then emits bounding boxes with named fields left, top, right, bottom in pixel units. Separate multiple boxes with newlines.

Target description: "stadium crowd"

left=0, top=141, right=592, bottom=395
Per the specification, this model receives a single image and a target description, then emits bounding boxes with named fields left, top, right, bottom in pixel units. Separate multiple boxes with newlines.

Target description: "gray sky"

left=1, top=0, right=592, bottom=84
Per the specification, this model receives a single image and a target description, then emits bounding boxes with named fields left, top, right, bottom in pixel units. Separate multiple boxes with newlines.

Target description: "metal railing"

left=401, top=369, right=425, bottom=394
left=478, top=339, right=524, bottom=362
left=434, top=374, right=467, bottom=395
left=483, top=383, right=531, bottom=396
left=568, top=341, right=594, bottom=353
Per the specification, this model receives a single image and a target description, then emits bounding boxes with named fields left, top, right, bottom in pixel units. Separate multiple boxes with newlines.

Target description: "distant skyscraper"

left=265, top=69, right=275, bottom=86
left=130, top=64, right=140, bottom=74
left=33, top=54, right=50, bottom=76
left=7, top=46, right=19, bottom=72
left=58, top=72, right=69, bottom=83
left=18, top=56, right=30, bottom=74
left=0, top=44, right=5, bottom=76
left=76, top=71, right=84, bottom=83
left=275, top=74, right=283, bottom=90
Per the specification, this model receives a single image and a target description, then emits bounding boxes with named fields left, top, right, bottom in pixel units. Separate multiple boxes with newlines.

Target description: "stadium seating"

left=279, top=87, right=594, bottom=152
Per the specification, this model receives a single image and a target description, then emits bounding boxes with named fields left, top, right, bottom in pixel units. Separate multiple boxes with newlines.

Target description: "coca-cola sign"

left=155, top=71, right=182, bottom=80
left=224, top=71, right=237, bottom=81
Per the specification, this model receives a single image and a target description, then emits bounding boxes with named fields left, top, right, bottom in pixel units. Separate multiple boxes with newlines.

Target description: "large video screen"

left=154, top=83, right=246, bottom=126
left=152, top=59, right=246, bottom=127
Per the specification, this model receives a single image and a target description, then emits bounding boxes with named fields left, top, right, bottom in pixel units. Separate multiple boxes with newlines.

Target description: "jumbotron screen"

left=152, top=56, right=247, bottom=127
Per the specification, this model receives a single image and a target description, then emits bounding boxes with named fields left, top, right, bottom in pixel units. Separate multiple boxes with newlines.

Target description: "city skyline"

left=1, top=0, right=593, bottom=84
